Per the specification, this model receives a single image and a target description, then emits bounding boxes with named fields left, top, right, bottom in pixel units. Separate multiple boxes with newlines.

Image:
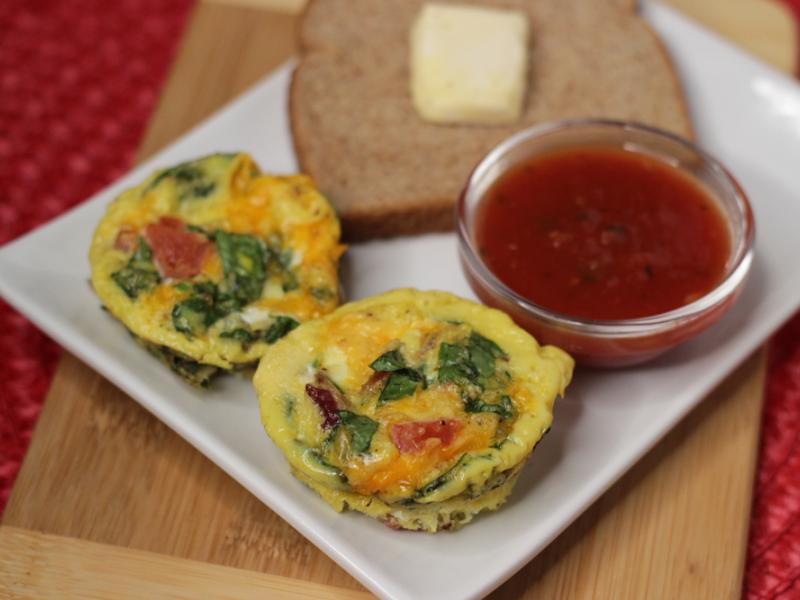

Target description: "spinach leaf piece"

left=281, top=270, right=299, bottom=292
left=263, top=316, right=299, bottom=344
left=310, top=287, right=333, bottom=301
left=338, top=410, right=378, bottom=454
left=186, top=224, right=213, bottom=239
left=277, top=248, right=294, bottom=269
left=111, top=237, right=160, bottom=299
left=282, top=393, right=296, bottom=421
left=218, top=316, right=298, bottom=349
left=469, top=332, right=505, bottom=358
left=379, top=368, right=423, bottom=404
left=436, top=333, right=506, bottom=385
left=298, top=445, right=348, bottom=486
left=172, top=296, right=214, bottom=336
left=184, top=281, right=240, bottom=323
left=214, top=231, right=267, bottom=304
left=171, top=281, right=228, bottom=337
left=189, top=281, right=217, bottom=298
left=415, top=454, right=469, bottom=498
left=146, top=161, right=216, bottom=202
left=437, top=342, right=478, bottom=384
left=265, top=245, right=299, bottom=292
left=219, top=328, right=256, bottom=349
left=111, top=268, right=160, bottom=299
left=140, top=338, right=219, bottom=387
left=464, top=394, right=514, bottom=419
left=212, top=291, right=242, bottom=320
left=166, top=354, right=217, bottom=388
left=370, top=349, right=407, bottom=372
left=467, top=332, right=506, bottom=379
left=130, top=237, right=154, bottom=265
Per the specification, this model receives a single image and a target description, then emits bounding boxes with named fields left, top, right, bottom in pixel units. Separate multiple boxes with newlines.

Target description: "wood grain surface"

left=208, top=0, right=799, bottom=73
left=1, top=1, right=793, bottom=598
left=0, top=526, right=370, bottom=600
left=666, top=0, right=797, bottom=73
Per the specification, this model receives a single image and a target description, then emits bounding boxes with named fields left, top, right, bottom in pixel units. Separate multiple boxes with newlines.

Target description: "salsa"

left=475, top=147, right=731, bottom=320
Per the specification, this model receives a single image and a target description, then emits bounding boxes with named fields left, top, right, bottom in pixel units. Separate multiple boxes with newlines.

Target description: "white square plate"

left=2, top=3, right=800, bottom=598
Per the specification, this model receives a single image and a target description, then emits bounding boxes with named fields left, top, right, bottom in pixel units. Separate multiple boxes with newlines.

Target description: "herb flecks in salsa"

left=476, top=147, right=731, bottom=320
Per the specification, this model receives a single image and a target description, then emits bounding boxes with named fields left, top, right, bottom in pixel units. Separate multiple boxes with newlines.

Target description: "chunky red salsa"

left=476, top=147, right=731, bottom=320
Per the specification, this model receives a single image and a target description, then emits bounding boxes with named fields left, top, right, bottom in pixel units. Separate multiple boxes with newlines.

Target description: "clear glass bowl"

left=457, top=119, right=755, bottom=367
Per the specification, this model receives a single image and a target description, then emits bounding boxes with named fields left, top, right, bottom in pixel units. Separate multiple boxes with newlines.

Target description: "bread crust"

left=290, top=0, right=693, bottom=241
left=638, top=19, right=696, bottom=140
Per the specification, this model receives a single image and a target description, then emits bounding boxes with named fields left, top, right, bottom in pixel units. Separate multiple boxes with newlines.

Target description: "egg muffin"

left=254, top=289, right=573, bottom=531
left=90, top=153, right=345, bottom=386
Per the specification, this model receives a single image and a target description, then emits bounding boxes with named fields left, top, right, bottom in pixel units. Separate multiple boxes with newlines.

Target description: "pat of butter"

left=410, top=3, right=529, bottom=125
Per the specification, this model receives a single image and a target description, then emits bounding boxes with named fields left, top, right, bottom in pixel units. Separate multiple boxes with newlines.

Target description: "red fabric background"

left=1, top=2, right=800, bottom=599
left=785, top=0, right=800, bottom=76
left=0, top=0, right=195, bottom=508
left=739, top=4, right=800, bottom=598
left=746, top=315, right=800, bottom=598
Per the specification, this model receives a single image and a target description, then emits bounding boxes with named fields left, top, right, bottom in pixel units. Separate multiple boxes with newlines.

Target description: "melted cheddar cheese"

left=89, top=153, right=345, bottom=385
left=254, top=289, right=574, bottom=531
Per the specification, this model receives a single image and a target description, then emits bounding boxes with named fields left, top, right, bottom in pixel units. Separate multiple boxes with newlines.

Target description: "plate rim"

left=2, top=2, right=800, bottom=599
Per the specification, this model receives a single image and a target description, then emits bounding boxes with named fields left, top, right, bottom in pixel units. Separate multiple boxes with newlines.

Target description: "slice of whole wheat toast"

left=290, top=0, right=692, bottom=241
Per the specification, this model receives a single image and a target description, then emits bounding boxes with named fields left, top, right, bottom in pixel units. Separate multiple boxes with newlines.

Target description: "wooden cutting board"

left=1, top=1, right=796, bottom=598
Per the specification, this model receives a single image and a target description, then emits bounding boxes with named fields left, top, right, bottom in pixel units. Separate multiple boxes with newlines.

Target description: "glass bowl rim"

left=456, top=118, right=756, bottom=338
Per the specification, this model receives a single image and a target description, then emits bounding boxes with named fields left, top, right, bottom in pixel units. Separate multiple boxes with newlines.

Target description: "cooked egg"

left=254, top=289, right=573, bottom=531
left=89, top=153, right=345, bottom=386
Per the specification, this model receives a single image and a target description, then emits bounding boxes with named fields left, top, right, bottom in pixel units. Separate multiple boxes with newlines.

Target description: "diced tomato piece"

left=306, top=384, right=341, bottom=429
left=390, top=419, right=463, bottom=454
left=158, top=216, right=184, bottom=229
left=362, top=370, right=389, bottom=394
left=114, top=227, right=138, bottom=252
left=144, top=217, right=210, bottom=279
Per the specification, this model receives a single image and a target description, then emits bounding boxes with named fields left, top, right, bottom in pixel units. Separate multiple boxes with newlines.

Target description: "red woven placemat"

left=1, top=2, right=800, bottom=599
left=745, top=313, right=800, bottom=599
left=742, top=4, right=800, bottom=598
left=0, top=0, right=194, bottom=509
